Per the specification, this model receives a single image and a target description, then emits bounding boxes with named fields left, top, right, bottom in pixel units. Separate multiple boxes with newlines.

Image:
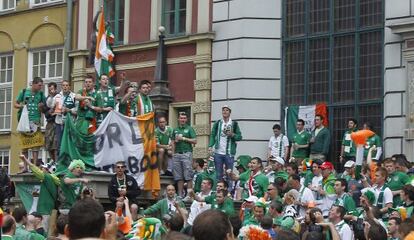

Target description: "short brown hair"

left=193, top=210, right=233, bottom=240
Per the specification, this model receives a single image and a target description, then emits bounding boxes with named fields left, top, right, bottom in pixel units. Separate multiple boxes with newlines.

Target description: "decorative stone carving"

left=193, top=124, right=211, bottom=136
left=193, top=102, right=211, bottom=114
left=194, top=79, right=211, bottom=90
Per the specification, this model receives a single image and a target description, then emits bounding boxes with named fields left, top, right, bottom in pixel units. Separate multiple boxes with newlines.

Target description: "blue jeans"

left=214, top=153, right=234, bottom=181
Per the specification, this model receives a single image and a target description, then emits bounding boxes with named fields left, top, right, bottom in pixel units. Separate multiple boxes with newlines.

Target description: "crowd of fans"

left=1, top=75, right=414, bottom=240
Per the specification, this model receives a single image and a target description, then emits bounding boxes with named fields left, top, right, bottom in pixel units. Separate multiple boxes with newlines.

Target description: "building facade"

left=0, top=0, right=69, bottom=173
left=70, top=0, right=213, bottom=159
left=211, top=0, right=414, bottom=163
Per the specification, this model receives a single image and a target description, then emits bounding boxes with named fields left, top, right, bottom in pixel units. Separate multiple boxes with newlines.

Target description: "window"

left=0, top=149, right=10, bottom=173
left=169, top=103, right=192, bottom=128
left=30, top=48, right=63, bottom=83
left=30, top=0, right=62, bottom=7
left=29, top=48, right=63, bottom=128
left=0, top=0, right=15, bottom=11
left=283, top=0, right=384, bottom=166
left=104, top=0, right=125, bottom=44
left=0, top=54, right=13, bottom=131
left=162, top=0, right=186, bottom=36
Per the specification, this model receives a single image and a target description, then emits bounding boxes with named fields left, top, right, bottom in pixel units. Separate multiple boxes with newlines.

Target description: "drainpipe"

left=64, top=0, right=73, bottom=81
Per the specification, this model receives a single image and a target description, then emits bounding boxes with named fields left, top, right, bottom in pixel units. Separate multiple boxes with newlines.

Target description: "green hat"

left=255, top=200, right=267, bottom=209
left=362, top=189, right=375, bottom=205
left=236, top=155, right=251, bottom=171
left=68, top=159, right=86, bottom=171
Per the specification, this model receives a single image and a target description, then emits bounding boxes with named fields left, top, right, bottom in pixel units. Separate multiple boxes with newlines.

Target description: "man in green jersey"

left=172, top=112, right=197, bottom=198
left=156, top=116, right=173, bottom=175
left=265, top=157, right=289, bottom=184
left=242, top=201, right=266, bottom=226
left=205, top=189, right=235, bottom=216
left=136, top=80, right=153, bottom=116
left=15, top=77, right=46, bottom=168
left=384, top=158, right=410, bottom=207
left=60, top=159, right=89, bottom=209
left=235, top=157, right=269, bottom=199
left=20, top=155, right=59, bottom=231
left=75, top=75, right=101, bottom=135
left=1, top=214, right=16, bottom=240
left=12, top=207, right=45, bottom=240
left=310, top=115, right=330, bottom=162
left=339, top=118, right=358, bottom=171
left=96, top=74, right=117, bottom=126
left=119, top=84, right=138, bottom=117
left=290, top=119, right=311, bottom=165
left=333, top=178, right=356, bottom=215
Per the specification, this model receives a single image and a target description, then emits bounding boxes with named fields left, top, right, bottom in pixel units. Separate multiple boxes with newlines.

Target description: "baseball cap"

left=222, top=105, right=231, bottom=111
left=270, top=156, right=285, bottom=166
left=344, top=160, right=355, bottom=168
left=244, top=196, right=258, bottom=203
left=320, top=161, right=334, bottom=170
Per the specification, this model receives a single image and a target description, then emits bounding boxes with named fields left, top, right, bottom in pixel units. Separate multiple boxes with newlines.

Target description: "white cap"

left=270, top=156, right=285, bottom=166
left=244, top=195, right=259, bottom=203
left=344, top=160, right=355, bottom=168
left=222, top=105, right=231, bottom=111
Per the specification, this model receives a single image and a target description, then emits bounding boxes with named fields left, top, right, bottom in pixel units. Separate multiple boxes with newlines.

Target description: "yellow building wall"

left=0, top=4, right=69, bottom=173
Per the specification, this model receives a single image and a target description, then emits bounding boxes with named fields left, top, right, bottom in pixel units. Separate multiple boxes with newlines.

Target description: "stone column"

left=192, top=38, right=213, bottom=159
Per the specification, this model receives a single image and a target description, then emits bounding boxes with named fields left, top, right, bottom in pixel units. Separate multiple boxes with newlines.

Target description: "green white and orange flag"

left=285, top=103, right=328, bottom=140
left=56, top=111, right=160, bottom=198
left=94, top=6, right=115, bottom=79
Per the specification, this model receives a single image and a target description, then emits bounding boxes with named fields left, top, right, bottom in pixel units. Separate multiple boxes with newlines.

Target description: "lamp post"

left=150, top=26, right=172, bottom=117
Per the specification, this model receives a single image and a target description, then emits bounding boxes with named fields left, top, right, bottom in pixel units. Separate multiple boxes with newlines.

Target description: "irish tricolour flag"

left=56, top=111, right=161, bottom=198
left=94, top=6, right=115, bottom=79
left=285, top=103, right=328, bottom=140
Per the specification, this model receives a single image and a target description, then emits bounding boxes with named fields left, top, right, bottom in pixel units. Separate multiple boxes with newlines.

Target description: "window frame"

left=0, top=149, right=10, bottom=174
left=0, top=0, right=16, bottom=12
left=168, top=102, right=193, bottom=128
left=0, top=53, right=13, bottom=132
left=282, top=0, right=385, bottom=165
left=103, top=0, right=125, bottom=45
left=161, top=0, right=187, bottom=37
left=28, top=47, right=64, bottom=86
left=30, top=0, right=63, bottom=8
left=27, top=47, right=64, bottom=129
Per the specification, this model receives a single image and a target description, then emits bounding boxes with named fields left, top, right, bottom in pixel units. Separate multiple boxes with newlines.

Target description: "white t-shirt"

left=187, top=191, right=212, bottom=225
left=268, top=134, right=289, bottom=158
left=372, top=184, right=393, bottom=206
left=310, top=175, right=323, bottom=199
left=298, top=185, right=315, bottom=217
left=216, top=119, right=232, bottom=155
left=335, top=220, right=354, bottom=240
